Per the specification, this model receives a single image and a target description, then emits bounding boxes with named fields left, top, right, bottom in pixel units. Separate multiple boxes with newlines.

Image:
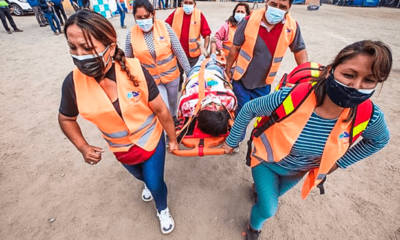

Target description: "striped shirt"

left=124, top=22, right=191, bottom=76
left=225, top=87, right=390, bottom=171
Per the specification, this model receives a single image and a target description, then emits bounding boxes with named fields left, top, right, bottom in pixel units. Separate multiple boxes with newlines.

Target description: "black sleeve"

left=59, top=72, right=79, bottom=117
left=59, top=68, right=158, bottom=116
left=141, top=66, right=159, bottom=102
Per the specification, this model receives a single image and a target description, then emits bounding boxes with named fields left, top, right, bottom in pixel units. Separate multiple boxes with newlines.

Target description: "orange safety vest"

left=73, top=58, right=163, bottom=153
left=221, top=22, right=236, bottom=56
left=233, top=9, right=297, bottom=85
left=249, top=82, right=373, bottom=199
left=131, top=19, right=180, bottom=85
left=172, top=7, right=201, bottom=58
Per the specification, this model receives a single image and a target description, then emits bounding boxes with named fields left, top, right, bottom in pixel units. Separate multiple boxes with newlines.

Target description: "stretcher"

left=172, top=58, right=235, bottom=157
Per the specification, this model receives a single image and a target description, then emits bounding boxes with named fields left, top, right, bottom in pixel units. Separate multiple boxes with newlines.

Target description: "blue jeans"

left=44, top=12, right=61, bottom=33
left=116, top=3, right=125, bottom=27
left=53, top=3, right=67, bottom=24
left=232, top=80, right=271, bottom=141
left=122, top=134, right=168, bottom=212
left=250, top=163, right=307, bottom=230
left=158, top=0, right=166, bottom=8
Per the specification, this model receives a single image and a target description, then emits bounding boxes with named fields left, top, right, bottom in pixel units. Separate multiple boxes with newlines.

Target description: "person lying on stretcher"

left=177, top=41, right=237, bottom=137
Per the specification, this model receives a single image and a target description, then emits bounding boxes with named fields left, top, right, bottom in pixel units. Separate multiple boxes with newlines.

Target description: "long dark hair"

left=227, top=2, right=250, bottom=26
left=313, top=40, right=392, bottom=121
left=64, top=10, right=139, bottom=86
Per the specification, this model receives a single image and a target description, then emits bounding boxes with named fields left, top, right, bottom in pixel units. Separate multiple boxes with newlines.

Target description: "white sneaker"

left=157, top=207, right=175, bottom=234
left=142, top=184, right=153, bottom=202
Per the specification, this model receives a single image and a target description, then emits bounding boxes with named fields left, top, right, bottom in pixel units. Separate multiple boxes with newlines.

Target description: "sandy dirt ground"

left=1, top=2, right=400, bottom=240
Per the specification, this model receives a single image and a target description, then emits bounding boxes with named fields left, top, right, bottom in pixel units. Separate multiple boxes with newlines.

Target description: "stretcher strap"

left=193, top=59, right=207, bottom=114
left=176, top=59, right=209, bottom=138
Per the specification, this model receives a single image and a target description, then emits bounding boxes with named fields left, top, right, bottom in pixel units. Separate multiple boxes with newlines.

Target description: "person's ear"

left=110, top=43, right=117, bottom=57
left=325, top=66, right=332, bottom=79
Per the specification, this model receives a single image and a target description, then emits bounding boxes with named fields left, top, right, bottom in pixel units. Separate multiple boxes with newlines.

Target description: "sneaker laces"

left=158, top=208, right=172, bottom=222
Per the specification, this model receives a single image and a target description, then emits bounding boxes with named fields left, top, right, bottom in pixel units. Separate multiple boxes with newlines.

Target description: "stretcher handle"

left=172, top=147, right=225, bottom=157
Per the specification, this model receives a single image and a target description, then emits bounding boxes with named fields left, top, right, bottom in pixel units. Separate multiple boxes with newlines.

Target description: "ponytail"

left=114, top=47, right=139, bottom=87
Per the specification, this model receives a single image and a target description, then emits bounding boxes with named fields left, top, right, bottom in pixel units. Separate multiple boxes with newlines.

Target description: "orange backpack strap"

left=246, top=82, right=315, bottom=166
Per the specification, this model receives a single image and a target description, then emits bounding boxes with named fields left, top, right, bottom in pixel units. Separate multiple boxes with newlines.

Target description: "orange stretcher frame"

left=172, top=57, right=235, bottom=157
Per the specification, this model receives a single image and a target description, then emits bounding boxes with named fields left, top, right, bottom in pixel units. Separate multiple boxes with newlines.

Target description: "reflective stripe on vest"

left=233, top=9, right=297, bottom=85
left=222, top=23, right=236, bottom=56
left=73, top=58, right=163, bottom=152
left=250, top=82, right=373, bottom=199
left=172, top=7, right=201, bottom=58
left=131, top=19, right=180, bottom=85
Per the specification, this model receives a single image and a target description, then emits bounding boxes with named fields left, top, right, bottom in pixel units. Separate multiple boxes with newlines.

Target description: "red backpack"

left=254, top=62, right=324, bottom=129
left=275, top=62, right=324, bottom=90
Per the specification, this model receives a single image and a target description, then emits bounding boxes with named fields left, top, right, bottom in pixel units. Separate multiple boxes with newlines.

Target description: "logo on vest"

left=127, top=91, right=141, bottom=103
left=339, top=131, right=350, bottom=144
left=286, top=29, right=292, bottom=33
left=159, top=36, right=165, bottom=42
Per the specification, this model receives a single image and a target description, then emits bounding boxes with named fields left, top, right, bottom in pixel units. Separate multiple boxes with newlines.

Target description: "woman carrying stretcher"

left=177, top=40, right=237, bottom=137
left=222, top=40, right=392, bottom=240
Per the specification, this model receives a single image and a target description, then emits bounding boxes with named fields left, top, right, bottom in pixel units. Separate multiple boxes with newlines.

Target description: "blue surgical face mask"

left=265, top=6, right=286, bottom=25
left=234, top=13, right=246, bottom=23
left=183, top=4, right=194, bottom=14
left=325, top=70, right=375, bottom=108
left=136, top=18, right=153, bottom=32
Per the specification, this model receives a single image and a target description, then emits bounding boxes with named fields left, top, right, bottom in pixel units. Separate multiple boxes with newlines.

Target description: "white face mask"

left=234, top=13, right=246, bottom=23
left=265, top=5, right=286, bottom=25
left=136, top=18, right=153, bottom=32
left=183, top=4, right=194, bottom=14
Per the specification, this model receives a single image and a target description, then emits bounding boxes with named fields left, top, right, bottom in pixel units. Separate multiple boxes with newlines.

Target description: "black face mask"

left=71, top=45, right=111, bottom=82
left=325, top=71, right=375, bottom=108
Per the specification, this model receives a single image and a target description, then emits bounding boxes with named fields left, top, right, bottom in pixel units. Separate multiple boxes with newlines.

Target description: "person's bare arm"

left=225, top=44, right=240, bottom=79
left=148, top=95, right=179, bottom=152
left=203, top=35, right=210, bottom=55
left=294, top=49, right=308, bottom=65
left=58, top=113, right=104, bottom=165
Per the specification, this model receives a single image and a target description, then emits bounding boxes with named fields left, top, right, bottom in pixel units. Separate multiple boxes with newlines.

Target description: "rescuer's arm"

left=294, top=49, right=308, bottom=65
left=203, top=35, right=210, bottom=54
left=149, top=95, right=179, bottom=152
left=225, top=44, right=240, bottom=80
left=336, top=105, right=390, bottom=169
left=200, top=13, right=212, bottom=54
left=58, top=113, right=104, bottom=164
left=224, top=88, right=292, bottom=151
left=290, top=23, right=307, bottom=65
